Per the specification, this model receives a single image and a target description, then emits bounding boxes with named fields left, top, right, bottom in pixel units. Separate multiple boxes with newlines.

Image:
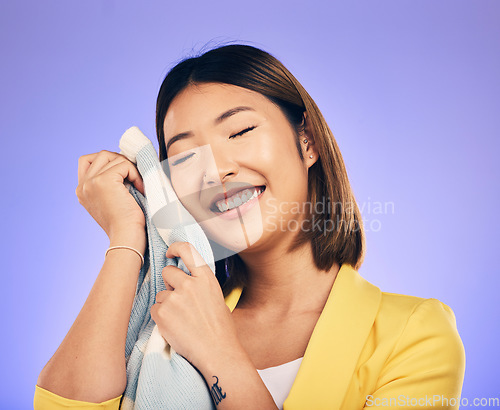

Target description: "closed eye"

left=171, top=152, right=195, bottom=166
left=171, top=126, right=256, bottom=166
left=229, top=126, right=256, bottom=139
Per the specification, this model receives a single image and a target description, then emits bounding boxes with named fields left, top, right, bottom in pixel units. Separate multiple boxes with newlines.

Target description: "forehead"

left=163, top=83, right=272, bottom=134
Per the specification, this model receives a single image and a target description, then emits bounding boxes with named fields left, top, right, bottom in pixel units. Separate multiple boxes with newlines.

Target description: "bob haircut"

left=155, top=44, right=365, bottom=298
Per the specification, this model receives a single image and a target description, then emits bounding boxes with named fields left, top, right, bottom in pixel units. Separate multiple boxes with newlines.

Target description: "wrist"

left=197, top=344, right=274, bottom=409
left=109, top=230, right=146, bottom=253
left=104, top=246, right=144, bottom=271
left=198, top=338, right=250, bottom=377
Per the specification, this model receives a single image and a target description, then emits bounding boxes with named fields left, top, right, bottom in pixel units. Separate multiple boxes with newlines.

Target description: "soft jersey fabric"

left=257, top=357, right=304, bottom=410
left=116, top=127, right=217, bottom=409
left=34, top=263, right=466, bottom=409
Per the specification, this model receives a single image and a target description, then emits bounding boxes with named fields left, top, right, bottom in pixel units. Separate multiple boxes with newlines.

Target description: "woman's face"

left=163, top=82, right=313, bottom=254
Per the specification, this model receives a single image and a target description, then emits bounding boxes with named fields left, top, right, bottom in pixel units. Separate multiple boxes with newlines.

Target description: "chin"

left=199, top=215, right=265, bottom=254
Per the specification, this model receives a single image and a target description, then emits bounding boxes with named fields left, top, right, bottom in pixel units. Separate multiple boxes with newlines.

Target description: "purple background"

left=1, top=1, right=498, bottom=408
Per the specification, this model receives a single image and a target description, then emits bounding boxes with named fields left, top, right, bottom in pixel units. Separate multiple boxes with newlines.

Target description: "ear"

left=300, top=112, right=319, bottom=168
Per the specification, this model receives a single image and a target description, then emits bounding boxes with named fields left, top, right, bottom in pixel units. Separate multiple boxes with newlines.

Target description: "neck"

left=235, top=237, right=340, bottom=317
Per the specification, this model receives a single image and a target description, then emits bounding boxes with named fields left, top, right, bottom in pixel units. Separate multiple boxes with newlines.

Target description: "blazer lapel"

left=224, top=285, right=243, bottom=312
left=284, top=264, right=381, bottom=409
left=223, top=263, right=382, bottom=410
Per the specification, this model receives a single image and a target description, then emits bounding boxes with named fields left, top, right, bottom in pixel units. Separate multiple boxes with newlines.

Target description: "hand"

left=75, top=150, right=146, bottom=250
left=150, top=242, right=240, bottom=369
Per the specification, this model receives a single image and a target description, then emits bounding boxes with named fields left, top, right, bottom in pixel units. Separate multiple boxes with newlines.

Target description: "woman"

left=35, top=44, right=465, bottom=409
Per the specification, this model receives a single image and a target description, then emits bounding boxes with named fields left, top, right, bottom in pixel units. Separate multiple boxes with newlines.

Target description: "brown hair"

left=155, top=44, right=365, bottom=298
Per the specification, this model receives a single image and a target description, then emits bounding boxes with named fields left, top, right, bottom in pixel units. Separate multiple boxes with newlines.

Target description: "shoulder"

left=344, top=264, right=462, bottom=348
left=352, top=291, right=466, bottom=405
left=349, top=293, right=466, bottom=408
left=34, top=385, right=122, bottom=409
left=373, top=292, right=465, bottom=370
left=377, top=292, right=460, bottom=337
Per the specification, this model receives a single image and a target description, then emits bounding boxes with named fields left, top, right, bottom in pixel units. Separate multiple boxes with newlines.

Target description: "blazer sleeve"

left=363, top=298, right=466, bottom=409
left=34, top=385, right=122, bottom=409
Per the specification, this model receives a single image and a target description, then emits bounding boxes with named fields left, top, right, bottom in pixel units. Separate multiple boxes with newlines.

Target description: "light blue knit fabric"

left=118, top=126, right=216, bottom=410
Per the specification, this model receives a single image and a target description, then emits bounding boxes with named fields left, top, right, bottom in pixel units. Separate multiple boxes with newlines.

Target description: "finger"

left=85, top=150, right=119, bottom=179
left=162, top=264, right=190, bottom=290
left=155, top=290, right=171, bottom=303
left=165, top=241, right=208, bottom=275
left=150, top=303, right=160, bottom=323
left=97, top=156, right=127, bottom=175
left=96, top=156, right=143, bottom=193
left=101, top=160, right=146, bottom=196
left=77, top=153, right=100, bottom=184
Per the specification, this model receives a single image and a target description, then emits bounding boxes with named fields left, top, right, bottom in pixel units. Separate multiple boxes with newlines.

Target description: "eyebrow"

left=165, top=106, right=255, bottom=155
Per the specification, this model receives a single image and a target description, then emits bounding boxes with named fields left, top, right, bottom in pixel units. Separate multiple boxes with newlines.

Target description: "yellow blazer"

left=34, top=263, right=466, bottom=409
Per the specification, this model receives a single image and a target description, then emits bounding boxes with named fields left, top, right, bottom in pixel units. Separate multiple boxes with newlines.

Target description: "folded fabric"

left=118, top=126, right=216, bottom=409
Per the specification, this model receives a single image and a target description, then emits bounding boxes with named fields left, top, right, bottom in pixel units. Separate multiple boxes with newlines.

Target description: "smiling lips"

left=212, top=186, right=265, bottom=213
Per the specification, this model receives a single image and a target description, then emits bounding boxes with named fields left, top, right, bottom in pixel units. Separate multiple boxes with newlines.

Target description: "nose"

left=202, top=143, right=239, bottom=186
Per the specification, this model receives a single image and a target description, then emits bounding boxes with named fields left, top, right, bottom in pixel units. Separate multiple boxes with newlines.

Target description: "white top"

left=256, top=357, right=303, bottom=409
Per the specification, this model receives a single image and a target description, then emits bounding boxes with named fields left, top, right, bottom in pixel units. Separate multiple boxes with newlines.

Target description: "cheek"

left=256, top=124, right=301, bottom=165
left=169, top=156, right=205, bottom=197
left=267, top=145, right=305, bottom=187
left=170, top=172, right=201, bottom=214
left=268, top=152, right=309, bottom=208
left=240, top=131, right=284, bottom=176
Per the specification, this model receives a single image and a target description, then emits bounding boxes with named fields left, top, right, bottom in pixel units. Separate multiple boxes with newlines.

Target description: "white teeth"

left=248, top=190, right=257, bottom=201
left=242, top=191, right=251, bottom=203
left=215, top=186, right=263, bottom=213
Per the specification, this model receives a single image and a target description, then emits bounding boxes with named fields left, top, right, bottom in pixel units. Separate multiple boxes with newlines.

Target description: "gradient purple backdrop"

left=1, top=1, right=498, bottom=408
